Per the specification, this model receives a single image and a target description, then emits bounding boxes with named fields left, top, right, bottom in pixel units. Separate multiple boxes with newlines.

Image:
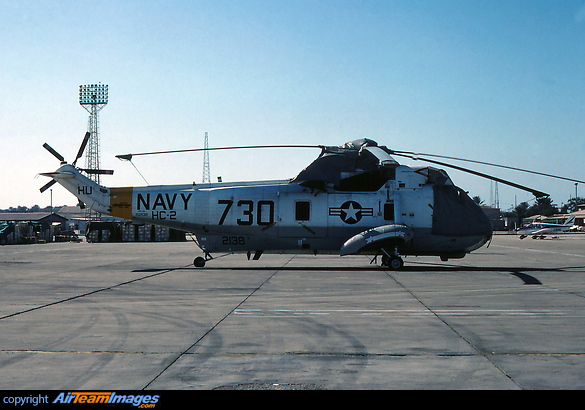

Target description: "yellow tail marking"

left=110, top=187, right=133, bottom=220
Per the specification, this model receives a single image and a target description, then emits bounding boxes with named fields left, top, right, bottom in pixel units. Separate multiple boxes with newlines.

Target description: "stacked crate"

left=137, top=225, right=151, bottom=242
left=154, top=226, right=170, bottom=241
left=121, top=224, right=136, bottom=242
left=90, top=223, right=184, bottom=242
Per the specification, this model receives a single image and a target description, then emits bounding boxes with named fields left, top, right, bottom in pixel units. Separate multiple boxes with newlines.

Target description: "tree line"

left=0, top=205, right=67, bottom=213
left=473, top=195, right=585, bottom=221
left=504, top=196, right=584, bottom=221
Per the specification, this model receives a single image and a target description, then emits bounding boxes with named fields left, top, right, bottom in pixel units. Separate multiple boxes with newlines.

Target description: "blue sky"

left=1, top=0, right=584, bottom=211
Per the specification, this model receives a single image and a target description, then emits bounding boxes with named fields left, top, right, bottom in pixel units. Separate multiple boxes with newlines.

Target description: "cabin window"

left=384, top=203, right=394, bottom=221
left=295, top=201, right=311, bottom=221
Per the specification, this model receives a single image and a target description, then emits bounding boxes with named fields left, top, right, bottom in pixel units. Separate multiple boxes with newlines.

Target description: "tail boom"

left=43, top=164, right=111, bottom=215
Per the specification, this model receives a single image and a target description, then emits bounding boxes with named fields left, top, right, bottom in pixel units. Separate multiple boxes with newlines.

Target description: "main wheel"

left=194, top=256, right=206, bottom=268
left=388, top=256, right=404, bottom=270
left=381, top=255, right=404, bottom=270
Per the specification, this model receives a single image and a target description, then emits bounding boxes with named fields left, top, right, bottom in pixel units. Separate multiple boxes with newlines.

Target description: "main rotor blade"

left=42, top=143, right=65, bottom=162
left=73, top=132, right=91, bottom=166
left=39, top=179, right=57, bottom=193
left=391, top=150, right=585, bottom=185
left=116, top=144, right=322, bottom=161
left=393, top=152, right=549, bottom=198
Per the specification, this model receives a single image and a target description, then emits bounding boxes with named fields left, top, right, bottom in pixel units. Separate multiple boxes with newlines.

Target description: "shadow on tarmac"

left=132, top=263, right=585, bottom=286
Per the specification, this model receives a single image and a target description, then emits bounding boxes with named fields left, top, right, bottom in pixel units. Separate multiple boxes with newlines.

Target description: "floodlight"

left=79, top=83, right=108, bottom=106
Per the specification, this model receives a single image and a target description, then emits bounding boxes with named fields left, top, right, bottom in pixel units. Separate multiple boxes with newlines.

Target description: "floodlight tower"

left=79, top=84, right=108, bottom=184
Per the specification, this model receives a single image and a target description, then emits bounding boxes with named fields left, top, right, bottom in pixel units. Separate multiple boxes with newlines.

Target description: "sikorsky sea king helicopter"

left=39, top=134, right=583, bottom=269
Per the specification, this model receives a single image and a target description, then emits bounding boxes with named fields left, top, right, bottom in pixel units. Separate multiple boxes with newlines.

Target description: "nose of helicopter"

left=432, top=185, right=493, bottom=239
left=468, top=229, right=493, bottom=253
left=463, top=196, right=493, bottom=252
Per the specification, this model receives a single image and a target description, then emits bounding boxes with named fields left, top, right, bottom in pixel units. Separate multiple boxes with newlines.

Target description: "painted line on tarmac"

left=233, top=308, right=576, bottom=317
left=491, top=244, right=585, bottom=258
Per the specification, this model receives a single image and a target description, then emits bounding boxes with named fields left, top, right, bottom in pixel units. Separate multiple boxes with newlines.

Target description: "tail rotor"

left=72, top=132, right=90, bottom=166
left=39, top=179, right=58, bottom=193
left=39, top=131, right=114, bottom=192
left=42, top=143, right=65, bottom=162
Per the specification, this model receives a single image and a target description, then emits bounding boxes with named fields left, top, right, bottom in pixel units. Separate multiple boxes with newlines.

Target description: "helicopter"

left=39, top=133, right=582, bottom=269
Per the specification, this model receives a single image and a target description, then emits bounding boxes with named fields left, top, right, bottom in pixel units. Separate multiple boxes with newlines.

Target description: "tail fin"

left=565, top=215, right=576, bottom=226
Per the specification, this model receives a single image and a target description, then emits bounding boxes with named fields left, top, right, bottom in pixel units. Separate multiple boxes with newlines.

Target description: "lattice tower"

left=202, top=132, right=210, bottom=183
left=79, top=84, right=108, bottom=185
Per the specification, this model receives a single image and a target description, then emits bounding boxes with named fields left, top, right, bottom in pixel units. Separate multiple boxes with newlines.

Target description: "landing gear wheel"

left=381, top=254, right=404, bottom=270
left=388, top=256, right=404, bottom=270
left=193, top=256, right=206, bottom=268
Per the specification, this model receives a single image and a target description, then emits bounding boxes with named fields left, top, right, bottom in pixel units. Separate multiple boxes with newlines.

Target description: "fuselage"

left=52, top=162, right=493, bottom=259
